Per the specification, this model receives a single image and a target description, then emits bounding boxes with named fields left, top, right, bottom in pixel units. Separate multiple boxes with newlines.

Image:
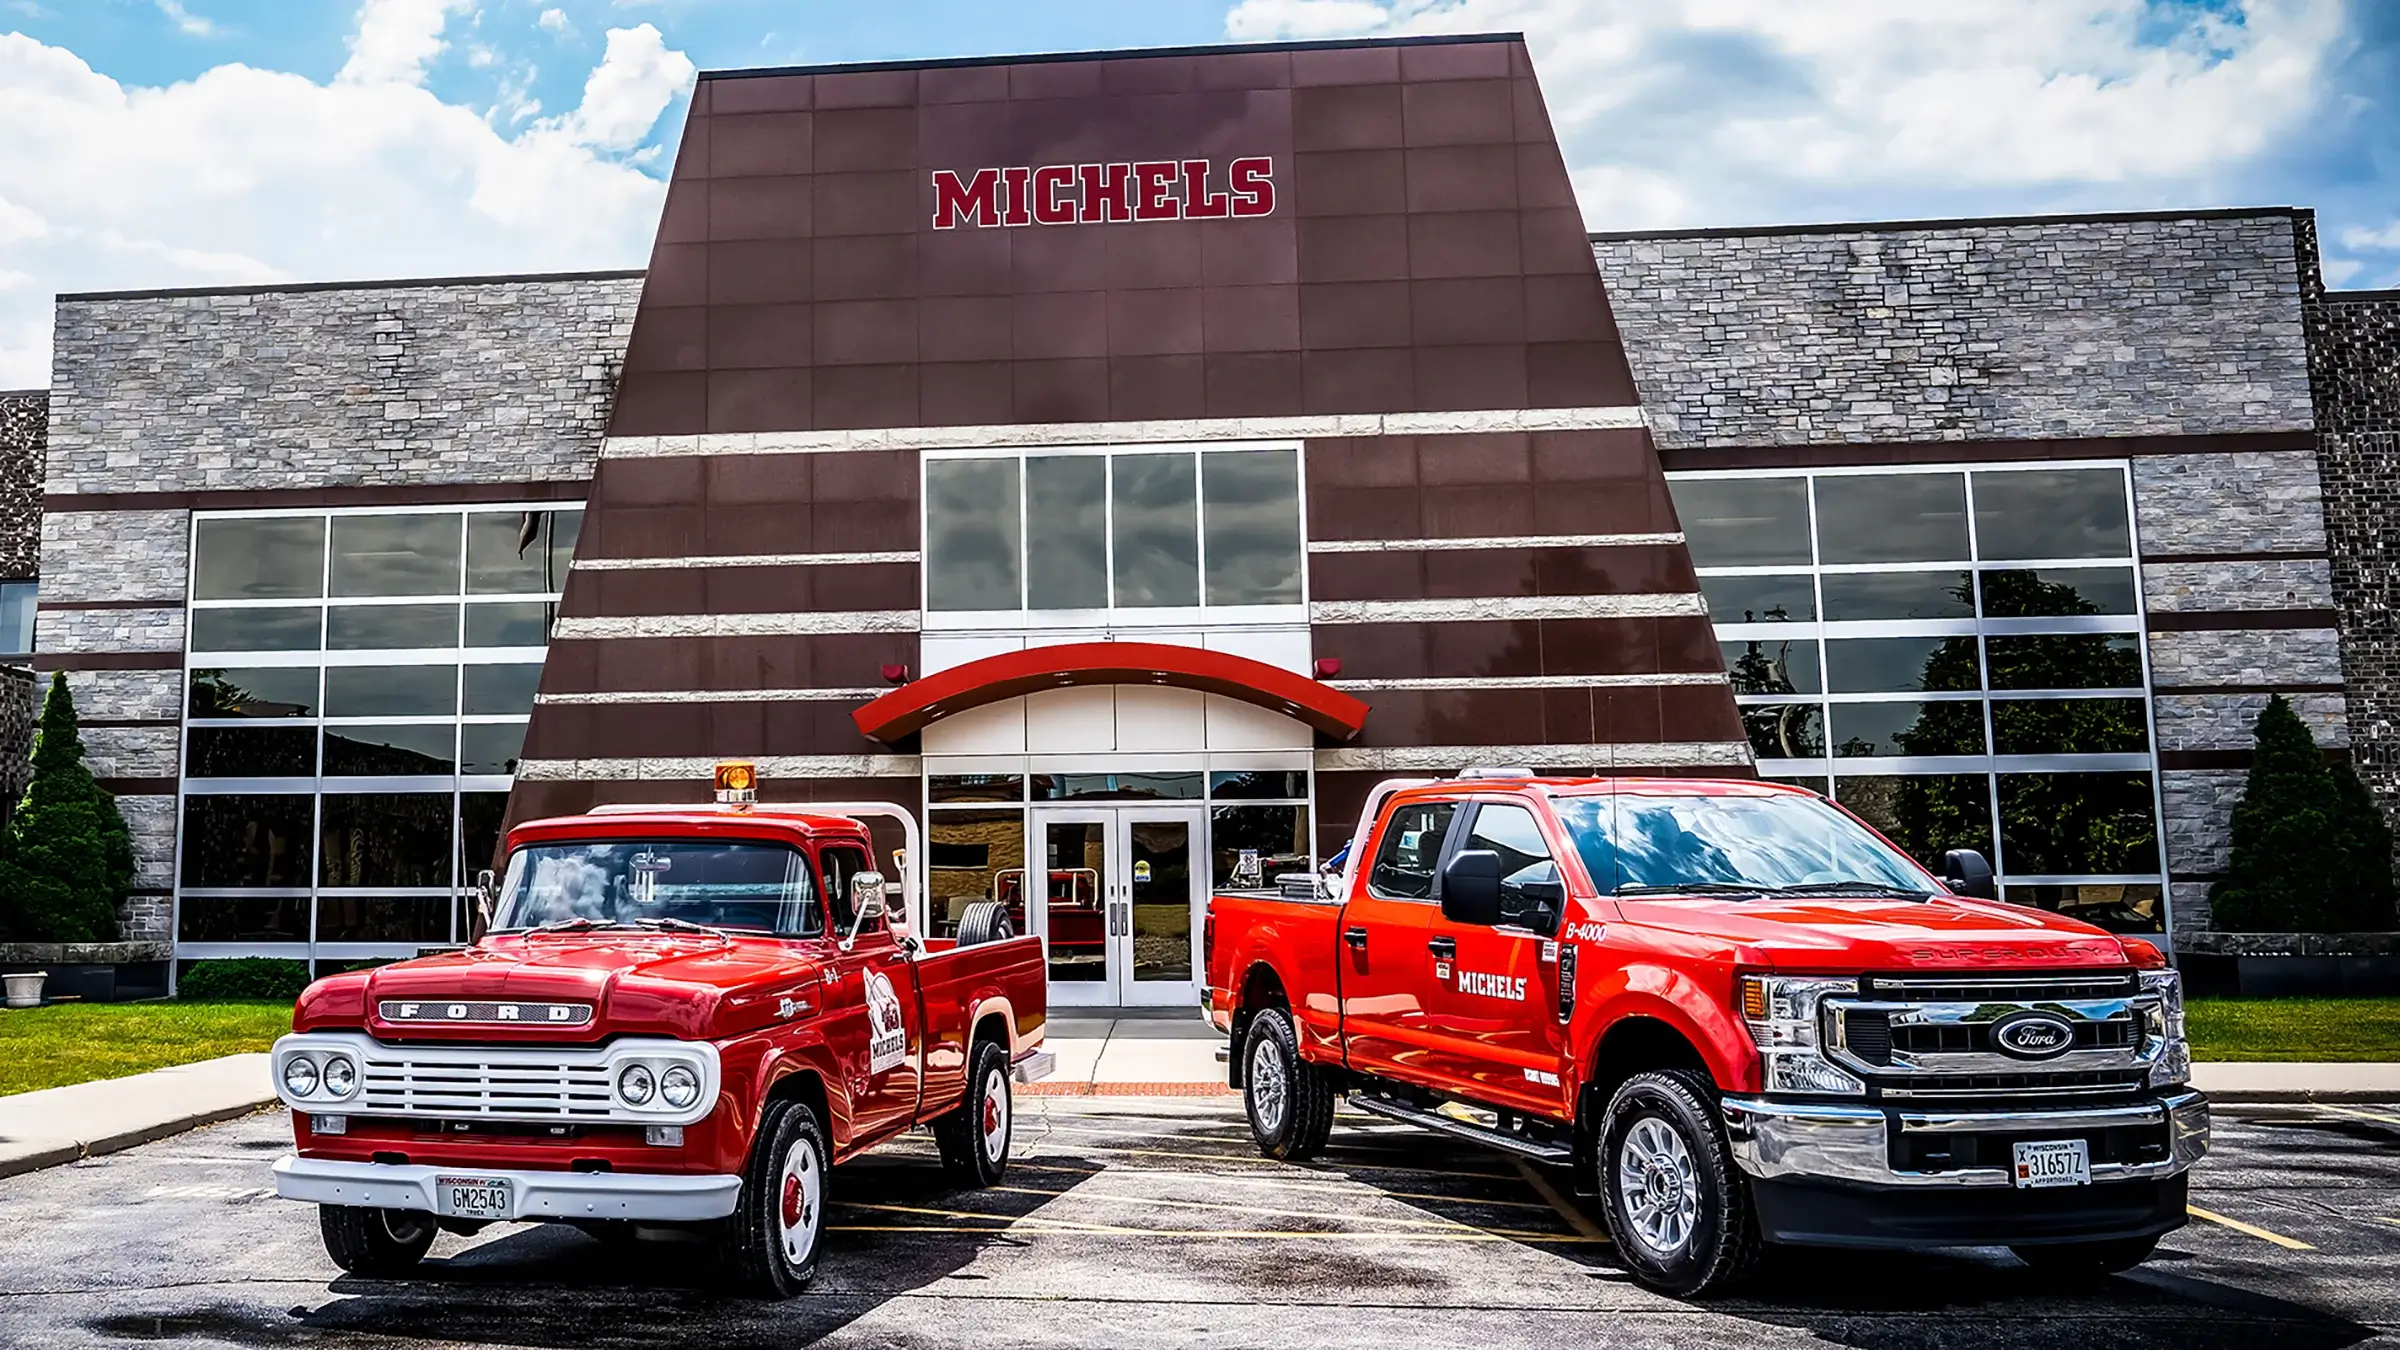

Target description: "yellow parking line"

left=1511, top=1159, right=1611, bottom=1243
left=2188, top=1205, right=2315, bottom=1251
left=1003, top=1160, right=1557, bottom=1210
left=2316, top=1104, right=2400, bottom=1127
left=2375, top=1217, right=2400, bottom=1229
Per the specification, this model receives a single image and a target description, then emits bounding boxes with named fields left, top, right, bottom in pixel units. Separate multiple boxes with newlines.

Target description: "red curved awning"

left=852, top=641, right=1368, bottom=744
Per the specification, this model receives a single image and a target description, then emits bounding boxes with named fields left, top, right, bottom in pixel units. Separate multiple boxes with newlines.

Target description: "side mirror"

left=849, top=871, right=887, bottom=922
left=1499, top=859, right=1566, bottom=934
left=1439, top=849, right=1503, bottom=926
left=1940, top=849, right=1998, bottom=901
left=473, top=869, right=497, bottom=937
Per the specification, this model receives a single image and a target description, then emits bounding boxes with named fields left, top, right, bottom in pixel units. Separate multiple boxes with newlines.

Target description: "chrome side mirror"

left=842, top=871, right=886, bottom=949
left=474, top=868, right=497, bottom=935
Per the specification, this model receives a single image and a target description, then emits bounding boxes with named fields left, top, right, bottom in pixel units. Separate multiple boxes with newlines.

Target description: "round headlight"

left=281, top=1055, right=320, bottom=1099
left=618, top=1063, right=656, bottom=1106
left=659, top=1063, right=700, bottom=1110
left=322, top=1056, right=356, bottom=1097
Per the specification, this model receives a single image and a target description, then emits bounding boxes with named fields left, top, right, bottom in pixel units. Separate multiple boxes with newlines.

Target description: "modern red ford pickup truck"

left=1205, top=771, right=2206, bottom=1297
left=269, top=771, right=1050, bottom=1297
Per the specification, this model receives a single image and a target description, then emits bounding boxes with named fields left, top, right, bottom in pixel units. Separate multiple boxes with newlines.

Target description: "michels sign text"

left=931, top=157, right=1276, bottom=230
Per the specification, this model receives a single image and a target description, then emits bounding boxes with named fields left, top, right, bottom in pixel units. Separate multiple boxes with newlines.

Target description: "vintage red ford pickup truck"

left=1205, top=772, right=2206, bottom=1297
left=268, top=768, right=1050, bottom=1297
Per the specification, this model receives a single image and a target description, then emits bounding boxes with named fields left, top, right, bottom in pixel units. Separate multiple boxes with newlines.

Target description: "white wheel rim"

left=1249, top=1034, right=1287, bottom=1135
left=1616, top=1116, right=1700, bottom=1256
left=776, top=1133, right=823, bottom=1267
left=980, top=1066, right=1011, bottom=1164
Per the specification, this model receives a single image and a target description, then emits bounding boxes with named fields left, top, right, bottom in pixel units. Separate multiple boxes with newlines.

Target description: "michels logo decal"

left=1456, top=971, right=1527, bottom=1002
left=931, top=157, right=1276, bottom=229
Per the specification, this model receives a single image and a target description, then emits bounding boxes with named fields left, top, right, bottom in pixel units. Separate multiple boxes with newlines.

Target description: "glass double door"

left=1030, top=807, right=1205, bottom=1008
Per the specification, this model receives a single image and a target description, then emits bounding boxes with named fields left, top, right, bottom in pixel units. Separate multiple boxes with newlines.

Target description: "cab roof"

left=505, top=804, right=875, bottom=850
left=1389, top=775, right=1811, bottom=802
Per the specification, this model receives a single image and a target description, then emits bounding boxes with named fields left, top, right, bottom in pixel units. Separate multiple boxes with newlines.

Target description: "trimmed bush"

left=179, top=958, right=311, bottom=1002
left=2211, top=696, right=2398, bottom=932
left=0, top=673, right=134, bottom=943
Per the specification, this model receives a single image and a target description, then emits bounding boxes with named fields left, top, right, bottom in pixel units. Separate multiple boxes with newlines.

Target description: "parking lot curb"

left=0, top=1054, right=277, bottom=1182
left=0, top=1098, right=277, bottom=1181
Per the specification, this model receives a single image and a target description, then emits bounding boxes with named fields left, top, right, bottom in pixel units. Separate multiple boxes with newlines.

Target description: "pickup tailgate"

left=1206, top=890, right=1347, bottom=1057
left=912, top=934, right=1047, bottom=1114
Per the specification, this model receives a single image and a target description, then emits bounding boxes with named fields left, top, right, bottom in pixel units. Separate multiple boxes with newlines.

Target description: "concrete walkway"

left=0, top=1053, right=272, bottom=1179
left=2191, top=1059, right=2400, bottom=1103
left=1036, top=1014, right=1228, bottom=1095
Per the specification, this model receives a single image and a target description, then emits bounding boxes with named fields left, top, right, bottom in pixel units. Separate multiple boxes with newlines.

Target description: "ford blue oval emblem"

left=1992, top=1012, right=2076, bottom=1060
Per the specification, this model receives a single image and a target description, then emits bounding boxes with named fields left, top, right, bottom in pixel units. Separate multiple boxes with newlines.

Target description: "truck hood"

left=1612, top=894, right=2136, bottom=971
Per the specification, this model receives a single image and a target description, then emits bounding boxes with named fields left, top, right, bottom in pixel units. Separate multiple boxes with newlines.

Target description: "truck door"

left=1338, top=799, right=1454, bottom=1091
left=1424, top=801, right=1573, bottom=1119
left=822, top=842, right=923, bottom=1144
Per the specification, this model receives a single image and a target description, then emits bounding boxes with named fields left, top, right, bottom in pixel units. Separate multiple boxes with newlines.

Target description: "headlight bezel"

left=659, top=1063, right=702, bottom=1110
left=1737, top=973, right=1867, bottom=1097
left=280, top=1053, right=321, bottom=1099
left=617, top=1062, right=658, bottom=1107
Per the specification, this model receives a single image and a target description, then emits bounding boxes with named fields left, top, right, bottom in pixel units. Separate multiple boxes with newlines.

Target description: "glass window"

left=0, top=581, right=34, bottom=654
left=1466, top=803, right=1551, bottom=874
left=187, top=726, right=316, bottom=778
left=459, top=792, right=510, bottom=880
left=1829, top=701, right=1986, bottom=758
left=178, top=896, right=310, bottom=942
left=1210, top=771, right=1309, bottom=800
left=190, top=607, right=321, bottom=653
left=1031, top=772, right=1203, bottom=801
left=926, top=809, right=1025, bottom=940
left=190, top=668, right=317, bottom=719
left=1723, top=638, right=1821, bottom=695
left=1997, top=772, right=2160, bottom=874
left=1979, top=568, right=2137, bottom=618
left=1819, top=571, right=1973, bottom=621
left=330, top=514, right=460, bottom=597
left=459, top=722, right=526, bottom=775
left=465, top=601, right=556, bottom=647
left=319, top=793, right=455, bottom=888
left=327, top=604, right=459, bottom=650
left=193, top=518, right=325, bottom=600
left=1813, top=474, right=1968, bottom=564
left=1830, top=774, right=1994, bottom=871
left=925, top=458, right=1021, bottom=611
left=490, top=840, right=815, bottom=935
left=1991, top=698, right=2150, bottom=755
left=181, top=794, right=315, bottom=887
left=820, top=845, right=871, bottom=936
left=1203, top=448, right=1303, bottom=607
left=1673, top=478, right=1810, bottom=567
left=1973, top=469, right=2130, bottom=561
left=1700, top=574, right=1814, bottom=624
left=315, top=896, right=450, bottom=943
left=1824, top=637, right=1981, bottom=693
left=1112, top=452, right=1199, bottom=607
left=929, top=774, right=1024, bottom=804
left=323, top=725, right=455, bottom=776
left=323, top=665, right=457, bottom=718
left=467, top=509, right=580, bottom=595
left=1367, top=801, right=1457, bottom=900
left=1211, top=804, right=1312, bottom=890
left=462, top=664, right=543, bottom=716
left=1024, top=456, right=1107, bottom=610
left=1556, top=792, right=1930, bottom=894
left=1985, top=634, right=2143, bottom=690
left=2005, top=883, right=2163, bottom=935
left=1742, top=704, right=1824, bottom=760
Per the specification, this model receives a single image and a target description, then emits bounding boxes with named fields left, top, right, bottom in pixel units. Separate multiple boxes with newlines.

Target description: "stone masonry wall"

left=1595, top=212, right=2313, bottom=449
left=2307, top=281, right=2400, bottom=826
left=0, top=391, right=42, bottom=578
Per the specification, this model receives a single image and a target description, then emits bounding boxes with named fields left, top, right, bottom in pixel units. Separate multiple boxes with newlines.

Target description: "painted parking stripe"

left=1024, top=1141, right=1516, bottom=1180
left=1511, top=1159, right=1611, bottom=1243
left=2187, top=1205, right=2316, bottom=1250
left=2316, top=1104, right=2400, bottom=1127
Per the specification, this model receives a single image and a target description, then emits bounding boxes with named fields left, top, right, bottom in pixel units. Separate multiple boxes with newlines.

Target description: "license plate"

left=2012, top=1139, right=2091, bottom=1189
left=434, top=1176, right=512, bottom=1220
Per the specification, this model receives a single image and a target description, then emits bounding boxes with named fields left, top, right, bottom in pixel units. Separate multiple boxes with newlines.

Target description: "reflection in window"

left=925, top=459, right=1021, bottom=611
left=1972, top=469, right=2130, bottom=561
left=1211, top=804, right=1312, bottom=890
left=193, top=518, right=326, bottom=600
left=1832, top=774, right=1993, bottom=871
left=1031, top=772, right=1204, bottom=801
left=0, top=581, right=34, bottom=654
left=323, top=725, right=455, bottom=776
left=1368, top=802, right=1457, bottom=900
left=323, top=665, right=456, bottom=718
left=319, top=793, right=455, bottom=888
left=1979, top=568, right=2136, bottom=618
left=326, top=604, right=458, bottom=650
left=181, top=794, right=315, bottom=887
left=1985, top=634, right=2143, bottom=690
left=1025, top=456, right=1107, bottom=610
left=1723, top=638, right=1821, bottom=695
left=2005, top=882, right=2163, bottom=934
left=187, top=727, right=316, bottom=778
left=190, top=607, right=321, bottom=653
left=1112, top=452, right=1199, bottom=607
left=1991, top=698, right=2149, bottom=755
left=178, top=896, right=310, bottom=942
left=316, top=896, right=449, bottom=943
left=1700, top=574, right=1814, bottom=624
left=1203, top=449, right=1303, bottom=606
left=190, top=668, right=317, bottom=718
left=1674, top=478, right=1811, bottom=568
left=331, top=514, right=460, bottom=597
left=1824, top=637, right=1981, bottom=693
left=458, top=722, right=526, bottom=775
left=1819, top=571, right=1973, bottom=621
left=462, top=664, right=543, bottom=716
left=1743, top=704, right=1824, bottom=760
left=926, top=809, right=1025, bottom=940
left=466, top=510, right=580, bottom=594
left=459, top=792, right=509, bottom=880
left=929, top=774, right=1025, bottom=804
left=1831, top=701, right=1986, bottom=757
left=1814, top=474, right=1968, bottom=564
left=1209, top=771, right=1309, bottom=800
left=465, top=601, right=556, bottom=647
left=1997, top=772, right=2160, bottom=875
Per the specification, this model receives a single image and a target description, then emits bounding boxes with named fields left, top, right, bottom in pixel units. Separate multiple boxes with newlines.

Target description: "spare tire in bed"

left=955, top=901, right=1016, bottom=948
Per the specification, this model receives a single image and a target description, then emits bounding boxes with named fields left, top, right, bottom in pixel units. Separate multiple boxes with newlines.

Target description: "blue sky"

left=0, top=0, right=2394, bottom=385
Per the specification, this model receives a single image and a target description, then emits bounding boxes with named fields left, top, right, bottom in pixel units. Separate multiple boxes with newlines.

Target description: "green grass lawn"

left=0, top=1002, right=291, bottom=1096
left=2187, top=997, right=2400, bottom=1062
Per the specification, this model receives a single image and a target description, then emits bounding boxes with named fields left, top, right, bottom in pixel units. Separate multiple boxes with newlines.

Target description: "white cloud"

left=1225, top=0, right=1389, bottom=39
left=2341, top=220, right=2400, bottom=251
left=339, top=0, right=476, bottom=86
left=2321, top=255, right=2365, bottom=287
left=153, top=0, right=221, bottom=38
left=0, top=19, right=692, bottom=385
left=538, top=7, right=569, bottom=34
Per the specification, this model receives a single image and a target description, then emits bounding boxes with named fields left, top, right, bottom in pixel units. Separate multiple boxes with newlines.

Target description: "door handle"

left=1428, top=936, right=1457, bottom=960
left=1343, top=926, right=1369, bottom=950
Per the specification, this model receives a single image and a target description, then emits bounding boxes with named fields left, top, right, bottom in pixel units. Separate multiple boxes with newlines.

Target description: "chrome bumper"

left=1721, top=1090, right=2209, bottom=1188
left=272, top=1155, right=741, bottom=1222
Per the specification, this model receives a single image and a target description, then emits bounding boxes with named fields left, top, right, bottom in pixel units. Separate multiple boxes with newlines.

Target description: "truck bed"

left=1207, top=891, right=1347, bottom=1058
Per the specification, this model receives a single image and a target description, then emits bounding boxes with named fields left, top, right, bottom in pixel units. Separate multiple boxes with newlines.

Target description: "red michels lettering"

left=931, top=156, right=1275, bottom=228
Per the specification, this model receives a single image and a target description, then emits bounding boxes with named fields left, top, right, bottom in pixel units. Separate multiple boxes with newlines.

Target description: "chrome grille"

left=1876, top=1070, right=2150, bottom=1101
left=360, top=1054, right=616, bottom=1120
left=1832, top=968, right=2158, bottom=1100
left=1862, top=971, right=2139, bottom=1003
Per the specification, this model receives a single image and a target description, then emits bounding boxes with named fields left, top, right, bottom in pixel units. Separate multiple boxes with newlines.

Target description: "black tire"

left=1241, top=1005, right=1335, bottom=1162
left=955, top=901, right=1014, bottom=948
left=318, top=1204, right=437, bottom=1277
left=718, top=1095, right=831, bottom=1298
left=1595, top=1069, right=1763, bottom=1298
left=2011, top=1235, right=2161, bottom=1276
left=934, top=1038, right=1014, bottom=1186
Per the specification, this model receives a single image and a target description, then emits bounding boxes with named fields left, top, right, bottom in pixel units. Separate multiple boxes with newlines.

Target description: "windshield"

left=490, top=841, right=821, bottom=936
left=1554, top=792, right=1933, bottom=896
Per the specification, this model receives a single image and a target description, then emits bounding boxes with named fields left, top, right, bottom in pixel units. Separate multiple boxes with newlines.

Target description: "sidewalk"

left=2191, top=1060, right=2400, bottom=1103
left=0, top=1053, right=272, bottom=1179
left=1031, top=1014, right=1230, bottom=1096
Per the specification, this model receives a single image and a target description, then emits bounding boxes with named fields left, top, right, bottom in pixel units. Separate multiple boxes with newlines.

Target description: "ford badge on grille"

left=379, top=1001, right=594, bottom=1026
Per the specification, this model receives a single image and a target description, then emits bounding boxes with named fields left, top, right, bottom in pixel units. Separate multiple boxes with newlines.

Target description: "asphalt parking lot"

left=0, top=1097, right=2393, bottom=1349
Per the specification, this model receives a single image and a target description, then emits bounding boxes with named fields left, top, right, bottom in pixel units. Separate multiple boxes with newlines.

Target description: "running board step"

left=1350, top=1095, right=1573, bottom=1162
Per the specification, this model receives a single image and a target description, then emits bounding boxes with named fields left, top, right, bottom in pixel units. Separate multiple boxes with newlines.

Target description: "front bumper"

left=272, top=1155, right=741, bottom=1223
left=1721, top=1089, right=2209, bottom=1188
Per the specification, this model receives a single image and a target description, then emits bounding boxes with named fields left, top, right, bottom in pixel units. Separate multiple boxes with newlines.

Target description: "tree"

left=0, top=673, right=134, bottom=942
left=2211, top=696, right=2397, bottom=932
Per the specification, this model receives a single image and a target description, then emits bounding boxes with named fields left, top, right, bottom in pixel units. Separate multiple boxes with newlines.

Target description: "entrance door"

left=1029, top=807, right=1207, bottom=1008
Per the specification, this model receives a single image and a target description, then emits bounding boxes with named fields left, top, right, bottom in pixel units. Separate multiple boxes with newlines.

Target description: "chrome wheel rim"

left=1249, top=1034, right=1287, bottom=1136
left=1616, top=1116, right=1699, bottom=1256
left=981, top=1066, right=1011, bottom=1164
left=776, top=1132, right=823, bottom=1268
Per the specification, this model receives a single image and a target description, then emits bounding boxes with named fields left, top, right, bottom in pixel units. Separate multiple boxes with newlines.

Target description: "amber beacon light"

left=714, top=760, right=758, bottom=807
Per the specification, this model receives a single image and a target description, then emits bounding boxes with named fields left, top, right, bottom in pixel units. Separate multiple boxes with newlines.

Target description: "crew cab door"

left=1424, top=801, right=1573, bottom=1119
left=1337, top=799, right=1454, bottom=1091
left=822, top=842, right=923, bottom=1145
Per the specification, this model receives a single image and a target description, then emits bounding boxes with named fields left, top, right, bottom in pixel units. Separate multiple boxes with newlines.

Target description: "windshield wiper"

left=631, top=916, right=736, bottom=941
left=1764, top=881, right=1933, bottom=899
left=524, top=916, right=629, bottom=934
left=1612, top=882, right=1769, bottom=897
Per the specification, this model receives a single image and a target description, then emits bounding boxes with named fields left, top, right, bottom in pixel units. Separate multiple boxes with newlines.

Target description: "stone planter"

left=2, top=971, right=42, bottom=1008
left=0, top=942, right=172, bottom=1003
left=2174, top=932, right=2400, bottom=997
